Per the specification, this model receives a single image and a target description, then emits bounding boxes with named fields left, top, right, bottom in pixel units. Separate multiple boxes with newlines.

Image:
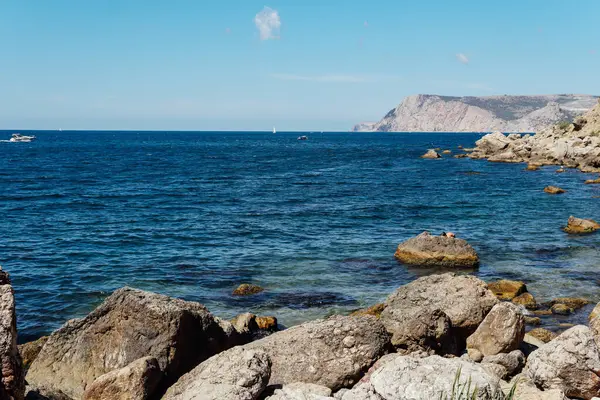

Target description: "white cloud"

left=271, top=73, right=400, bottom=83
left=254, top=6, right=281, bottom=40
left=456, top=53, right=469, bottom=64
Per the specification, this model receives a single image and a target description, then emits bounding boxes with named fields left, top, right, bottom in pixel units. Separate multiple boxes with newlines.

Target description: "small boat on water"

left=297, top=135, right=308, bottom=141
left=9, top=133, right=36, bottom=142
left=273, top=127, right=276, bottom=134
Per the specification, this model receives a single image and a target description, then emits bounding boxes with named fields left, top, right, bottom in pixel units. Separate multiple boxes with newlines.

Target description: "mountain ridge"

left=353, top=94, right=599, bottom=133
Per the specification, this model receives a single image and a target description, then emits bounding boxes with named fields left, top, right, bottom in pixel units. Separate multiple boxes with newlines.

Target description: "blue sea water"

left=1, top=130, right=600, bottom=342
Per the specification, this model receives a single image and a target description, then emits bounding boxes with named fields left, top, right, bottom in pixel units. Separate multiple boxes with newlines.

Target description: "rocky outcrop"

left=381, top=273, right=498, bottom=346
left=469, top=99, right=600, bottom=172
left=353, top=94, right=598, bottom=133
left=0, top=267, right=25, bottom=400
left=163, top=347, right=271, bottom=400
left=82, top=357, right=161, bottom=400
left=26, top=287, right=238, bottom=399
left=244, top=315, right=390, bottom=391
left=563, top=216, right=600, bottom=234
left=394, top=231, right=479, bottom=268
left=341, top=355, right=503, bottom=399
left=466, top=302, right=525, bottom=359
left=526, top=325, right=600, bottom=399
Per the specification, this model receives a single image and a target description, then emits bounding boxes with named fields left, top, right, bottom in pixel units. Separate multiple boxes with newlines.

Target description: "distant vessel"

left=9, top=133, right=36, bottom=143
left=273, top=127, right=276, bottom=134
left=297, top=135, right=308, bottom=141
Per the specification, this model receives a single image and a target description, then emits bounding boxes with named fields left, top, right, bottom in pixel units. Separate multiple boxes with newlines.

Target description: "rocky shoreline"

left=2, top=229, right=600, bottom=400
left=468, top=99, right=600, bottom=173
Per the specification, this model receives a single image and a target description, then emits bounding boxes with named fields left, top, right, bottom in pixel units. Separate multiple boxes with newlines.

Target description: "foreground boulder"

left=563, top=216, right=600, bottom=234
left=341, top=355, right=503, bottom=400
left=82, top=357, right=161, bottom=400
left=394, top=231, right=479, bottom=268
left=163, top=347, right=271, bottom=400
left=381, top=273, right=498, bottom=345
left=526, top=325, right=600, bottom=399
left=27, top=287, right=238, bottom=399
left=0, top=267, right=25, bottom=400
left=244, top=315, right=390, bottom=391
left=481, top=350, right=525, bottom=379
left=266, top=383, right=332, bottom=399
left=466, top=302, right=525, bottom=359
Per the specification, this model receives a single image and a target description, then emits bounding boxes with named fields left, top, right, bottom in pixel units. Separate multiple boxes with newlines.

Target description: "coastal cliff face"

left=354, top=94, right=598, bottom=133
left=469, top=99, right=600, bottom=172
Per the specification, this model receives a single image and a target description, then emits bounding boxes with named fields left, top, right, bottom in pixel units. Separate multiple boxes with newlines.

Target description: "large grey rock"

left=27, top=287, right=237, bottom=399
left=0, top=267, right=25, bottom=400
left=481, top=350, right=525, bottom=378
left=266, top=383, right=332, bottom=400
left=82, top=357, right=161, bottom=400
left=245, top=315, right=390, bottom=391
left=394, top=232, right=479, bottom=268
left=466, top=302, right=525, bottom=358
left=526, top=325, right=600, bottom=399
left=381, top=273, right=498, bottom=345
left=163, top=347, right=271, bottom=400
left=341, top=355, right=503, bottom=400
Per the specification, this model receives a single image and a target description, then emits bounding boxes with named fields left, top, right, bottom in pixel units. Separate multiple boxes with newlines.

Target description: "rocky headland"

left=353, top=94, right=598, bottom=133
left=469, top=99, right=600, bottom=173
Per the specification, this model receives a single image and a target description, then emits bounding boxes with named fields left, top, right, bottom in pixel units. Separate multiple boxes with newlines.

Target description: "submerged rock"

left=526, top=163, right=541, bottom=171
left=244, top=315, right=390, bottom=391
left=563, top=216, right=600, bottom=234
left=0, top=267, right=25, bottom=400
left=544, top=185, right=566, bottom=194
left=527, top=328, right=557, bottom=343
left=487, top=280, right=526, bottom=300
left=551, top=304, right=573, bottom=315
left=381, top=273, right=498, bottom=346
left=232, top=284, right=265, bottom=296
left=27, top=287, right=238, bottom=399
left=421, top=149, right=441, bottom=159
left=513, top=292, right=537, bottom=310
left=466, top=302, right=525, bottom=358
left=394, top=231, right=479, bottom=268
left=549, top=297, right=591, bottom=310
left=526, top=325, right=600, bottom=399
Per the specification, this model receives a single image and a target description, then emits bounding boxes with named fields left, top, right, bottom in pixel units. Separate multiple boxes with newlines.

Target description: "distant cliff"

left=353, top=94, right=599, bottom=133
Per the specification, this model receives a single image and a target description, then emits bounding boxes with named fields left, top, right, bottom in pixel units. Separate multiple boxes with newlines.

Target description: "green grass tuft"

left=437, top=367, right=516, bottom=400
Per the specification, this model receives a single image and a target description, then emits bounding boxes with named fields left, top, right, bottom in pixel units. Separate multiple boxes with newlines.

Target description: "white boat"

left=297, top=135, right=308, bottom=140
left=9, top=133, right=36, bottom=143
left=272, top=127, right=276, bottom=134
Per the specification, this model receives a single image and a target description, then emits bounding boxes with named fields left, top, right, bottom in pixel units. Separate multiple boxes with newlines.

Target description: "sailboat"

left=272, top=127, right=276, bottom=134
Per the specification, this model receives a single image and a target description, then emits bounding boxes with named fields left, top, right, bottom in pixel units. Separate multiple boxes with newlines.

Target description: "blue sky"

left=0, top=0, right=599, bottom=131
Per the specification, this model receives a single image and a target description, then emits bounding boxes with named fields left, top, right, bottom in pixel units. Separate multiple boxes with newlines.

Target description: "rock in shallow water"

left=26, top=287, right=240, bottom=399
left=487, top=280, right=526, bottom=300
left=563, top=216, right=600, bottom=234
left=232, top=284, right=265, bottom=296
left=544, top=185, right=566, bottom=194
left=421, top=149, right=441, bottom=159
left=394, top=231, right=479, bottom=268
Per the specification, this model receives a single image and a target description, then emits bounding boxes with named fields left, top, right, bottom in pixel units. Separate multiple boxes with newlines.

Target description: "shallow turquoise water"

left=1, top=130, right=599, bottom=341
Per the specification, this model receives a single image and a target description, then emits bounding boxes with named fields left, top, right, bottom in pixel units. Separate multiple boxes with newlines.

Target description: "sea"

left=1, top=130, right=600, bottom=342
